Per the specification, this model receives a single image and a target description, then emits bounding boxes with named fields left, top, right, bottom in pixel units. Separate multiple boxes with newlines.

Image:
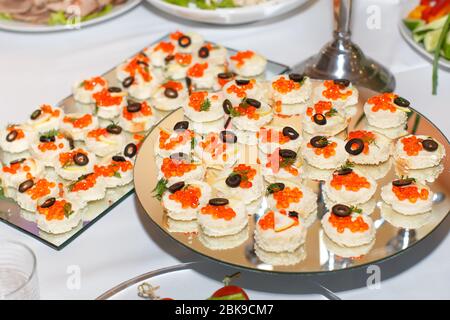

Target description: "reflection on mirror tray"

left=134, top=79, right=450, bottom=274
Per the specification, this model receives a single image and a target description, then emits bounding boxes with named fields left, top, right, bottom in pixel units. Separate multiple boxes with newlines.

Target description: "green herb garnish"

left=63, top=203, right=74, bottom=218
left=432, top=14, right=450, bottom=95
left=153, top=178, right=168, bottom=201
left=200, top=98, right=211, bottom=111
left=41, top=129, right=59, bottom=140
left=349, top=206, right=362, bottom=214
left=114, top=171, right=122, bottom=178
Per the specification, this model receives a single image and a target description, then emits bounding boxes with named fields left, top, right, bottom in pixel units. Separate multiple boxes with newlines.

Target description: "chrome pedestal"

left=292, top=0, right=395, bottom=92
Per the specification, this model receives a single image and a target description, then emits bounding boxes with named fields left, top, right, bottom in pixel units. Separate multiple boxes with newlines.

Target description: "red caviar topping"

left=59, top=149, right=87, bottom=166
left=201, top=204, right=236, bottom=221
left=265, top=149, right=299, bottom=176
left=154, top=41, right=175, bottom=53
left=124, top=54, right=151, bottom=82
left=159, top=129, right=194, bottom=150
left=38, top=137, right=65, bottom=152
left=122, top=101, right=152, bottom=121
left=169, top=31, right=184, bottom=41
left=94, top=159, right=133, bottom=178
left=162, top=81, right=183, bottom=91
left=274, top=100, right=282, bottom=113
left=187, top=62, right=208, bottom=78
left=87, top=128, right=108, bottom=141
left=232, top=164, right=256, bottom=189
left=347, top=130, right=376, bottom=155
left=70, top=174, right=98, bottom=192
left=2, top=161, right=26, bottom=174
left=307, top=141, right=337, bottom=158
left=392, top=185, right=429, bottom=203
left=174, top=53, right=192, bottom=66
left=226, top=79, right=255, bottom=98
left=230, top=50, right=254, bottom=67
left=368, top=93, right=397, bottom=112
left=82, top=77, right=106, bottom=91
left=6, top=126, right=25, bottom=140
left=188, top=91, right=209, bottom=111
left=93, top=89, right=123, bottom=107
left=329, top=214, right=369, bottom=233
left=199, top=133, right=228, bottom=160
left=322, top=80, right=352, bottom=100
left=258, top=127, right=290, bottom=145
left=37, top=199, right=72, bottom=221
left=273, top=187, right=303, bottom=209
left=160, top=158, right=198, bottom=179
left=63, top=114, right=92, bottom=129
left=306, top=101, right=333, bottom=117
left=272, top=76, right=300, bottom=94
left=258, top=211, right=275, bottom=230
left=401, top=136, right=423, bottom=156
left=169, top=186, right=201, bottom=209
left=330, top=171, right=370, bottom=192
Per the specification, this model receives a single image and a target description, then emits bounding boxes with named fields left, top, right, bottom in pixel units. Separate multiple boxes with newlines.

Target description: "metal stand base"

left=292, top=38, right=396, bottom=93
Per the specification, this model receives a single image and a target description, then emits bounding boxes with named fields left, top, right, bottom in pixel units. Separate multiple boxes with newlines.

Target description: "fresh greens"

left=153, top=179, right=168, bottom=201
left=432, top=14, right=450, bottom=95
left=164, top=0, right=236, bottom=10
left=0, top=13, right=12, bottom=21
left=48, top=4, right=113, bottom=26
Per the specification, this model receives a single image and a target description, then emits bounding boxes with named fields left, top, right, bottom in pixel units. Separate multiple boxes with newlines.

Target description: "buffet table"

left=0, top=0, right=449, bottom=299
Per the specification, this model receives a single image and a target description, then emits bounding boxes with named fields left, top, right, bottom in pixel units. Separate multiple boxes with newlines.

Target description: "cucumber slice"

left=424, top=28, right=443, bottom=52
left=404, top=18, right=425, bottom=31
left=413, top=32, right=426, bottom=43
left=414, top=15, right=448, bottom=35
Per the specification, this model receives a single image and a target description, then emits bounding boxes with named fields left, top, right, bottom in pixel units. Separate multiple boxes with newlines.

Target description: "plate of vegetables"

left=399, top=0, right=450, bottom=70
left=145, top=0, right=309, bottom=25
left=0, top=0, right=141, bottom=33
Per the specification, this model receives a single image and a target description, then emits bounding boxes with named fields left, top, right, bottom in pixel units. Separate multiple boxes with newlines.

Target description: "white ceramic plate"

left=146, top=0, right=309, bottom=25
left=0, top=0, right=141, bottom=33
left=398, top=1, right=450, bottom=70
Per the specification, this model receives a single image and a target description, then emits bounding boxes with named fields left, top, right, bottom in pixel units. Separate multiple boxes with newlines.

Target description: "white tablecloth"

left=0, top=0, right=449, bottom=300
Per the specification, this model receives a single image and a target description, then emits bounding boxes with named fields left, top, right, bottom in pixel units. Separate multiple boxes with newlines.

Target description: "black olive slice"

left=337, top=167, right=353, bottom=175
left=218, top=72, right=234, bottom=79
left=170, top=152, right=189, bottom=162
left=281, top=126, right=299, bottom=140
left=222, top=99, right=232, bottom=115
left=313, top=113, right=327, bottom=125
left=6, top=130, right=18, bottom=142
left=41, top=197, right=56, bottom=209
left=106, top=124, right=123, bottom=135
left=209, top=198, right=229, bottom=206
left=235, top=79, right=250, bottom=86
left=288, top=211, right=299, bottom=218
left=108, top=87, right=122, bottom=93
left=421, top=139, right=438, bottom=152
left=333, top=79, right=350, bottom=87
left=345, top=138, right=365, bottom=155
left=164, top=87, right=178, bottom=99
left=39, top=135, right=56, bottom=143
left=124, top=143, right=138, bottom=158
left=112, top=155, right=126, bottom=162
left=267, top=183, right=285, bottom=194
left=288, top=73, right=305, bottom=83
left=178, top=35, right=191, bottom=48
left=332, top=204, right=351, bottom=217
left=225, top=174, right=242, bottom=188
left=393, top=96, right=410, bottom=107
left=220, top=131, right=237, bottom=144
left=30, top=109, right=42, bottom=120
left=198, top=46, right=209, bottom=58
left=67, top=137, right=75, bottom=150
left=245, top=98, right=261, bottom=108
left=122, top=76, right=134, bottom=88
left=310, top=136, right=329, bottom=148
left=10, top=158, right=26, bottom=165
left=279, top=149, right=297, bottom=159
left=165, top=54, right=175, bottom=63
left=173, top=121, right=189, bottom=131
left=168, top=181, right=185, bottom=193
left=18, top=179, right=34, bottom=193
left=392, top=178, right=415, bottom=187
left=73, top=153, right=89, bottom=166
left=127, top=102, right=142, bottom=113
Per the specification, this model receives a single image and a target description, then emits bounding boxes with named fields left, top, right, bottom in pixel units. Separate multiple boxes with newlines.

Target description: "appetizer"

left=119, top=101, right=157, bottom=133
left=193, top=131, right=240, bottom=168
left=61, top=113, right=99, bottom=141
left=36, top=197, right=80, bottom=234
left=254, top=210, right=306, bottom=265
left=313, top=79, right=359, bottom=110
left=156, top=152, right=205, bottom=185
left=93, top=87, right=127, bottom=119
left=85, top=124, right=126, bottom=157
left=187, top=62, right=226, bottom=90
left=155, top=121, right=195, bottom=158
left=55, top=149, right=96, bottom=181
left=1, top=158, right=44, bottom=189
left=257, top=126, right=302, bottom=155
left=261, top=148, right=302, bottom=183
left=302, top=136, right=348, bottom=170
left=94, top=155, right=134, bottom=188
left=30, top=130, right=71, bottom=167
left=345, top=130, right=392, bottom=165
left=151, top=80, right=189, bottom=111
left=303, top=100, right=349, bottom=136
left=380, top=177, right=433, bottom=215
left=65, top=173, right=107, bottom=210
left=73, top=76, right=108, bottom=104
left=0, top=124, right=34, bottom=154
left=393, top=134, right=445, bottom=169
left=229, top=50, right=267, bottom=77
left=27, top=104, right=64, bottom=133
left=270, top=74, right=312, bottom=115
left=321, top=204, right=375, bottom=247
left=16, top=177, right=60, bottom=212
